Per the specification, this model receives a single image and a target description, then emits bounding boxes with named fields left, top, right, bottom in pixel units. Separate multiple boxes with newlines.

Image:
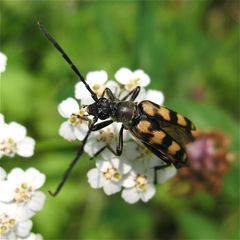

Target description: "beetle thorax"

left=112, top=101, right=137, bottom=124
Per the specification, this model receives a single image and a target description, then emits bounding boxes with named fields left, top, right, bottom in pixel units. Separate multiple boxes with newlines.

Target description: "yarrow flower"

left=58, top=98, right=90, bottom=141
left=0, top=168, right=46, bottom=219
left=87, top=153, right=131, bottom=195
left=58, top=67, right=176, bottom=204
left=0, top=167, right=45, bottom=240
left=0, top=202, right=33, bottom=240
left=0, top=115, right=35, bottom=159
left=0, top=55, right=44, bottom=239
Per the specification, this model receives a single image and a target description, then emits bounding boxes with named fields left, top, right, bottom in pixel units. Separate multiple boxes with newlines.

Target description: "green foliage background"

left=0, top=1, right=239, bottom=239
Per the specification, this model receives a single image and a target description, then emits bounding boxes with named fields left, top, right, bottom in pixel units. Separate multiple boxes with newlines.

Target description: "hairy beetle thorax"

left=111, top=101, right=137, bottom=124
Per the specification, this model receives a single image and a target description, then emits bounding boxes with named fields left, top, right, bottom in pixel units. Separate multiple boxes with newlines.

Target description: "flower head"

left=58, top=98, right=90, bottom=141
left=0, top=121, right=35, bottom=159
left=121, top=165, right=156, bottom=204
left=0, top=168, right=46, bottom=219
left=115, top=67, right=150, bottom=91
left=0, top=203, right=33, bottom=240
left=87, top=153, right=131, bottom=195
left=75, top=70, right=120, bottom=105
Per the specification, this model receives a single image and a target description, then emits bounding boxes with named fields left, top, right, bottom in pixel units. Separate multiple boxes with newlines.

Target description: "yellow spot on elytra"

left=137, top=120, right=151, bottom=134
left=159, top=107, right=171, bottom=121
left=168, top=141, right=181, bottom=155
left=177, top=114, right=187, bottom=126
left=142, top=101, right=156, bottom=116
left=150, top=131, right=166, bottom=144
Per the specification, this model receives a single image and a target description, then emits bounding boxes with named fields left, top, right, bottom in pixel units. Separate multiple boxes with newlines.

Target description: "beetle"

left=38, top=22, right=196, bottom=196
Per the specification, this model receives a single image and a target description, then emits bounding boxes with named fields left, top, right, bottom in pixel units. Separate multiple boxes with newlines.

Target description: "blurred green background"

left=0, top=0, right=239, bottom=239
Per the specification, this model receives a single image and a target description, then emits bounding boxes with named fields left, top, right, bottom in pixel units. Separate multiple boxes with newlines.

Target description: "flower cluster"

left=0, top=54, right=46, bottom=239
left=58, top=67, right=176, bottom=204
left=0, top=116, right=45, bottom=240
left=0, top=167, right=45, bottom=240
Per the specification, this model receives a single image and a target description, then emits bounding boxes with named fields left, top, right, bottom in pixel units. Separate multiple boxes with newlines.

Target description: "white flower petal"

left=122, top=142, right=140, bottom=161
left=96, top=159, right=112, bottom=172
left=111, top=157, right=131, bottom=174
left=0, top=167, right=7, bottom=180
left=87, top=168, right=104, bottom=188
left=16, top=220, right=33, bottom=238
left=0, top=181, right=14, bottom=202
left=58, top=98, right=79, bottom=118
left=25, top=168, right=46, bottom=189
left=134, top=87, right=146, bottom=102
left=17, top=137, right=35, bottom=157
left=23, top=233, right=43, bottom=240
left=115, top=67, right=133, bottom=84
left=122, top=174, right=136, bottom=188
left=145, top=89, right=164, bottom=105
left=157, top=165, right=177, bottom=183
left=102, top=181, right=121, bottom=195
left=133, top=69, right=150, bottom=87
left=0, top=113, right=4, bottom=125
left=74, top=81, right=94, bottom=105
left=0, top=52, right=7, bottom=73
left=86, top=70, right=108, bottom=86
left=139, top=183, right=156, bottom=202
left=8, top=122, right=26, bottom=141
left=105, top=80, right=121, bottom=96
left=73, top=122, right=89, bottom=141
left=59, top=121, right=77, bottom=141
left=28, top=191, right=46, bottom=212
left=84, top=135, right=105, bottom=157
left=7, top=168, right=25, bottom=183
left=121, top=188, right=140, bottom=204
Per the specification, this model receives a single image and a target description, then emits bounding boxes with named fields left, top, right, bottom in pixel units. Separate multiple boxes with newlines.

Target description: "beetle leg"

left=121, top=86, right=141, bottom=101
left=142, top=142, right=174, bottom=184
left=91, top=120, right=113, bottom=131
left=101, top=87, right=116, bottom=101
left=90, top=125, right=124, bottom=160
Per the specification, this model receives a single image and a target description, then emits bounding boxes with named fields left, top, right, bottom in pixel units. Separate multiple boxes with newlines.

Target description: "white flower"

left=84, top=122, right=126, bottom=157
left=18, top=232, right=43, bottom=240
left=121, top=165, right=156, bottom=204
left=0, top=202, right=33, bottom=240
left=0, top=167, right=7, bottom=181
left=0, top=122, right=35, bottom=158
left=87, top=153, right=131, bottom=195
left=145, top=89, right=164, bottom=105
left=0, top=52, right=7, bottom=73
left=58, top=97, right=89, bottom=141
left=75, top=70, right=120, bottom=105
left=115, top=67, right=150, bottom=91
left=0, top=168, right=46, bottom=219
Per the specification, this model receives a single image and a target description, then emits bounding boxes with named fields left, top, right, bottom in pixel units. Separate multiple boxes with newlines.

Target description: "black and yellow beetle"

left=38, top=22, right=196, bottom=196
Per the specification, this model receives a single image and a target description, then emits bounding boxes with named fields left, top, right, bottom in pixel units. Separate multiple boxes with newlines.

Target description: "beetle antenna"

left=38, top=21, right=98, bottom=102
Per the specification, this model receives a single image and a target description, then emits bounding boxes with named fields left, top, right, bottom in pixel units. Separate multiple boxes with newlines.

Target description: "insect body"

left=38, top=22, right=196, bottom=196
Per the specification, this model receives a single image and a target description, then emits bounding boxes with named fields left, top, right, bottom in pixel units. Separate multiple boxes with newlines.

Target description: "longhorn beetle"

left=38, top=22, right=196, bottom=197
